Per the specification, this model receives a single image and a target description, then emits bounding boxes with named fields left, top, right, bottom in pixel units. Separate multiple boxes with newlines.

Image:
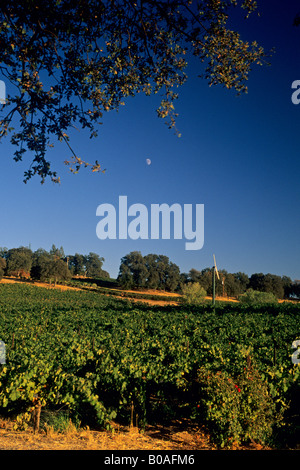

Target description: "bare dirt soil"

left=0, top=417, right=271, bottom=451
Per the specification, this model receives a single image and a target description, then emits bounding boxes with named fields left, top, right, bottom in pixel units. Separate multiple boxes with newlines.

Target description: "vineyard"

left=0, top=282, right=299, bottom=449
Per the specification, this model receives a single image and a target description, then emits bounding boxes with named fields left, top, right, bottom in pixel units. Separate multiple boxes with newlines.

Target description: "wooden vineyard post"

left=130, top=401, right=134, bottom=428
left=32, top=396, right=42, bottom=434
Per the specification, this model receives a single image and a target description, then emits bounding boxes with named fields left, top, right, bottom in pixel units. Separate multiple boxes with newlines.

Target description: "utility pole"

left=212, top=265, right=216, bottom=306
left=212, top=254, right=220, bottom=307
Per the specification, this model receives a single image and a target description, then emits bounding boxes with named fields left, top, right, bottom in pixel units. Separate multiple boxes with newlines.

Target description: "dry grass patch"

left=0, top=418, right=216, bottom=451
left=0, top=417, right=273, bottom=451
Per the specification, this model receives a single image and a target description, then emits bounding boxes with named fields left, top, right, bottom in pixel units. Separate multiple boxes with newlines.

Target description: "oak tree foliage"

left=0, top=257, right=6, bottom=280
left=118, top=250, right=181, bottom=291
left=0, top=0, right=268, bottom=183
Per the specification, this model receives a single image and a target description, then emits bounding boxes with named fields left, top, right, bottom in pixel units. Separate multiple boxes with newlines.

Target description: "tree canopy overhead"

left=0, top=0, right=269, bottom=183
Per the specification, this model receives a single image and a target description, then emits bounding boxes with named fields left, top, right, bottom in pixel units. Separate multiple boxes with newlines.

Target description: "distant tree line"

left=117, top=251, right=300, bottom=299
left=0, top=246, right=299, bottom=299
left=0, top=245, right=109, bottom=286
left=183, top=267, right=299, bottom=300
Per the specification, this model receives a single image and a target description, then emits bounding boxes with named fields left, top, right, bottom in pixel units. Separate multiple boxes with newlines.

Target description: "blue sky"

left=0, top=0, right=299, bottom=281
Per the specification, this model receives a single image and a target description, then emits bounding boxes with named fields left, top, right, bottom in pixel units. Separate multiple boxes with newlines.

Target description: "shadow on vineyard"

left=272, top=380, right=300, bottom=449
left=0, top=283, right=299, bottom=450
